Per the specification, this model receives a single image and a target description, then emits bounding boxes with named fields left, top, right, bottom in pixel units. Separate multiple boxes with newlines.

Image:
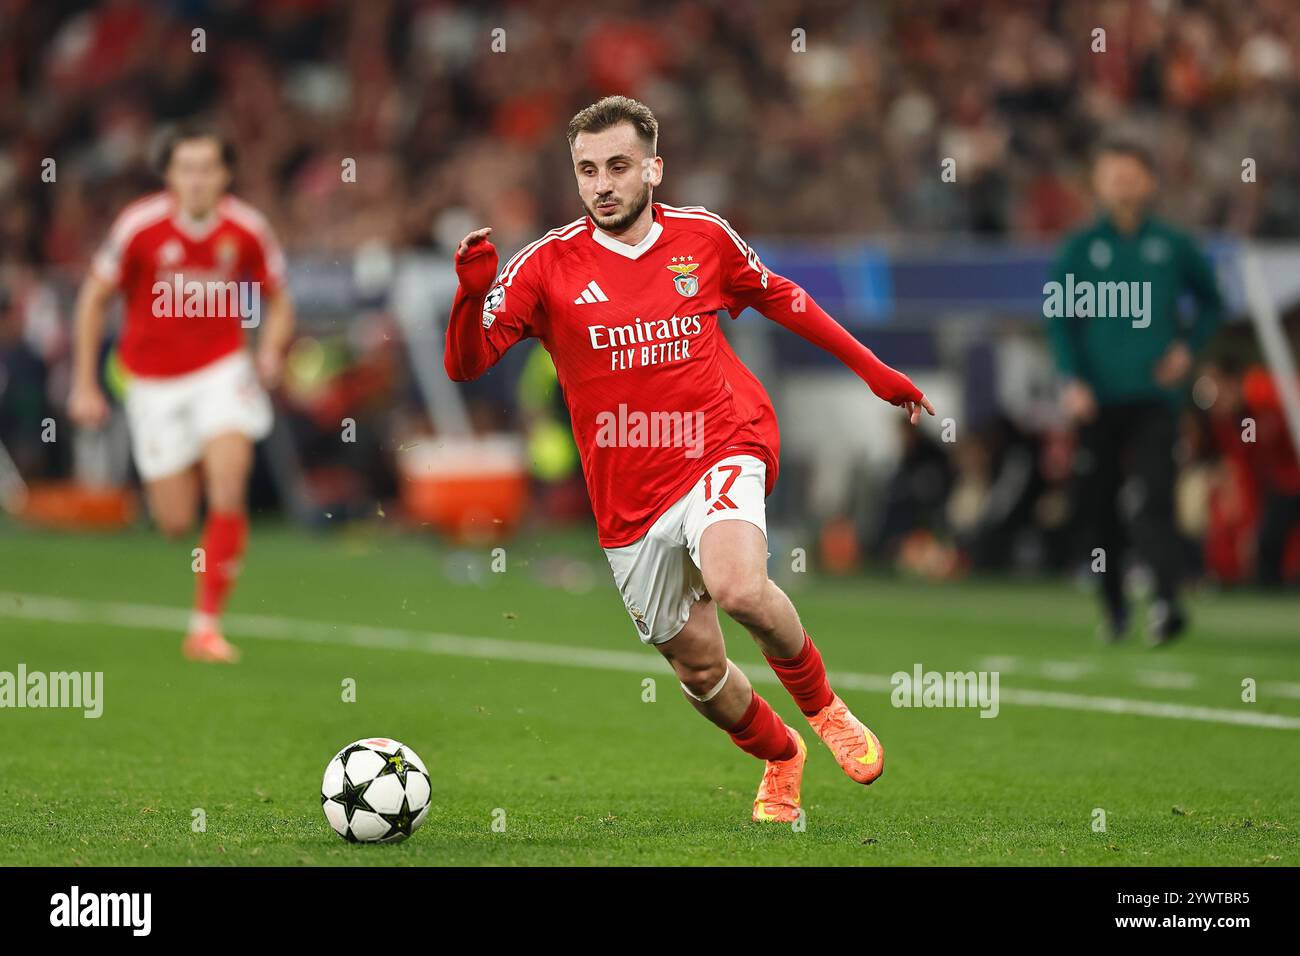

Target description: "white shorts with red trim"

left=123, top=349, right=272, bottom=481
left=603, top=454, right=768, bottom=646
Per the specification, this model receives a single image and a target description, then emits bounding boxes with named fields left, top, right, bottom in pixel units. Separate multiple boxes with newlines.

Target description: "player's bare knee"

left=155, top=512, right=195, bottom=539
left=711, top=573, right=769, bottom=627
left=677, top=659, right=728, bottom=699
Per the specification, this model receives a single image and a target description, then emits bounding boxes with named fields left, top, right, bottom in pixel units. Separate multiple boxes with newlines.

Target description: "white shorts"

left=123, top=350, right=273, bottom=481
left=603, top=454, right=768, bottom=646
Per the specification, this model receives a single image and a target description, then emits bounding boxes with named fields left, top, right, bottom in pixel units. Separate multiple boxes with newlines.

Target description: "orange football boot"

left=806, top=695, right=883, bottom=784
left=752, top=728, right=807, bottom=823
left=182, top=629, right=242, bottom=663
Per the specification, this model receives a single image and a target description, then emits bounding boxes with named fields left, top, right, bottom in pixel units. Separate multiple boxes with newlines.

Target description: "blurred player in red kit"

left=445, top=96, right=934, bottom=822
left=68, top=126, right=295, bottom=663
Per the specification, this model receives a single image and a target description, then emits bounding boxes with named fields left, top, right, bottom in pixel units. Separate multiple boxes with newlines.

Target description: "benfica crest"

left=666, top=256, right=699, bottom=297
left=215, top=236, right=240, bottom=270
left=626, top=600, right=649, bottom=636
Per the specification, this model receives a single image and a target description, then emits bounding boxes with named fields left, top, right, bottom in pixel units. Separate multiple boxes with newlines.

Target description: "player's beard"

left=585, top=183, right=651, bottom=234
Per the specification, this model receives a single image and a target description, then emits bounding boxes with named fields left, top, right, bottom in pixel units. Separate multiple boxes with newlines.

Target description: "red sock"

left=728, top=692, right=797, bottom=761
left=766, top=631, right=835, bottom=716
left=194, top=511, right=248, bottom=619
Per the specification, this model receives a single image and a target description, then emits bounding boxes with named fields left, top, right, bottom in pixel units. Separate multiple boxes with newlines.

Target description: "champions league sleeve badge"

left=481, top=283, right=506, bottom=329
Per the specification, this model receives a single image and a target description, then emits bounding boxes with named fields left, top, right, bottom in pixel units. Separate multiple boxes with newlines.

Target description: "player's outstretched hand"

left=68, top=382, right=110, bottom=430
left=902, top=395, right=935, bottom=425
left=455, top=226, right=493, bottom=258
left=871, top=366, right=934, bottom=425
left=454, top=227, right=498, bottom=295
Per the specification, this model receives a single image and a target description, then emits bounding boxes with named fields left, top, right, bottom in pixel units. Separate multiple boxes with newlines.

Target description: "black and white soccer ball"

left=321, top=737, right=432, bottom=843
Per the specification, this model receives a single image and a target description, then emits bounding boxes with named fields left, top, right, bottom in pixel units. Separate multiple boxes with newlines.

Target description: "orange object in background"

left=398, top=435, right=530, bottom=542
left=818, top=516, right=861, bottom=574
left=895, top=528, right=967, bottom=581
left=16, top=481, right=137, bottom=530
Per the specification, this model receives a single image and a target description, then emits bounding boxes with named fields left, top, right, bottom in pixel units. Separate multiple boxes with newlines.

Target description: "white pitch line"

left=1040, top=660, right=1095, bottom=682
left=3, top=591, right=1299, bottom=731
left=1264, top=681, right=1300, bottom=700
left=1134, top=670, right=1199, bottom=690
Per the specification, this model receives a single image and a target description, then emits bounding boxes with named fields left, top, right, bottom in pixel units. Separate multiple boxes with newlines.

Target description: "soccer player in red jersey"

left=68, top=126, right=294, bottom=663
left=445, top=96, right=934, bottom=822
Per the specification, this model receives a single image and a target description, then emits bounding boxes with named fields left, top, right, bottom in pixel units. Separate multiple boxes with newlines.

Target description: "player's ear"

left=642, top=156, right=663, bottom=187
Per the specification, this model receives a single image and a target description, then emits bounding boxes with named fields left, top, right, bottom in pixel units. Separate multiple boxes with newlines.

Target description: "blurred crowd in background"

left=5, top=0, right=1300, bottom=264
left=2, top=0, right=1299, bottom=585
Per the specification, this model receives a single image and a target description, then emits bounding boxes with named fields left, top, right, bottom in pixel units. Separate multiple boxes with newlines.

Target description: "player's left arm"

left=244, top=215, right=295, bottom=388
left=719, top=229, right=934, bottom=423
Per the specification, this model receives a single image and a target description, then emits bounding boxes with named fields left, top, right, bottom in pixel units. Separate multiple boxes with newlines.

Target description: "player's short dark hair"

left=156, top=123, right=236, bottom=174
left=1095, top=137, right=1155, bottom=173
left=566, top=96, right=658, bottom=154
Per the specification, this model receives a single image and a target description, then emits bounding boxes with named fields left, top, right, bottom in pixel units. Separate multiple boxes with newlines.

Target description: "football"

left=320, top=738, right=432, bottom=843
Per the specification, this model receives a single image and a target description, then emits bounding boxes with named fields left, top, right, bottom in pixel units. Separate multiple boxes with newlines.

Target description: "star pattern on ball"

left=328, top=772, right=375, bottom=825
left=379, top=794, right=416, bottom=841
left=375, top=746, right=414, bottom=787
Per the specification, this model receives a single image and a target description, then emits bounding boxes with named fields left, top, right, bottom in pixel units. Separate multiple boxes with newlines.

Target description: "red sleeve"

left=714, top=223, right=923, bottom=406
left=445, top=241, right=543, bottom=381
left=243, top=219, right=287, bottom=294
left=91, top=212, right=137, bottom=288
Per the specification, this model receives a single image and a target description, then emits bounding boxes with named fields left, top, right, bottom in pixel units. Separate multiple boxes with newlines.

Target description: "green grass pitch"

left=1, top=519, right=1297, bottom=866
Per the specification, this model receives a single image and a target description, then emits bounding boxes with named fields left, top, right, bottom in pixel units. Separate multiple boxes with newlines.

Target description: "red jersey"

left=462, top=203, right=783, bottom=547
left=92, top=191, right=286, bottom=376
left=449, top=202, right=922, bottom=547
left=449, top=201, right=924, bottom=547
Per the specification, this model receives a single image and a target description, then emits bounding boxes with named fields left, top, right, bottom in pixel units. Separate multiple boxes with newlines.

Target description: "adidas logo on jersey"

left=573, top=280, right=610, bottom=304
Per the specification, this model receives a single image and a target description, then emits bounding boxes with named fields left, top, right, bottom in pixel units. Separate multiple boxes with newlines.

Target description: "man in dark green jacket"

left=1046, top=139, right=1222, bottom=645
